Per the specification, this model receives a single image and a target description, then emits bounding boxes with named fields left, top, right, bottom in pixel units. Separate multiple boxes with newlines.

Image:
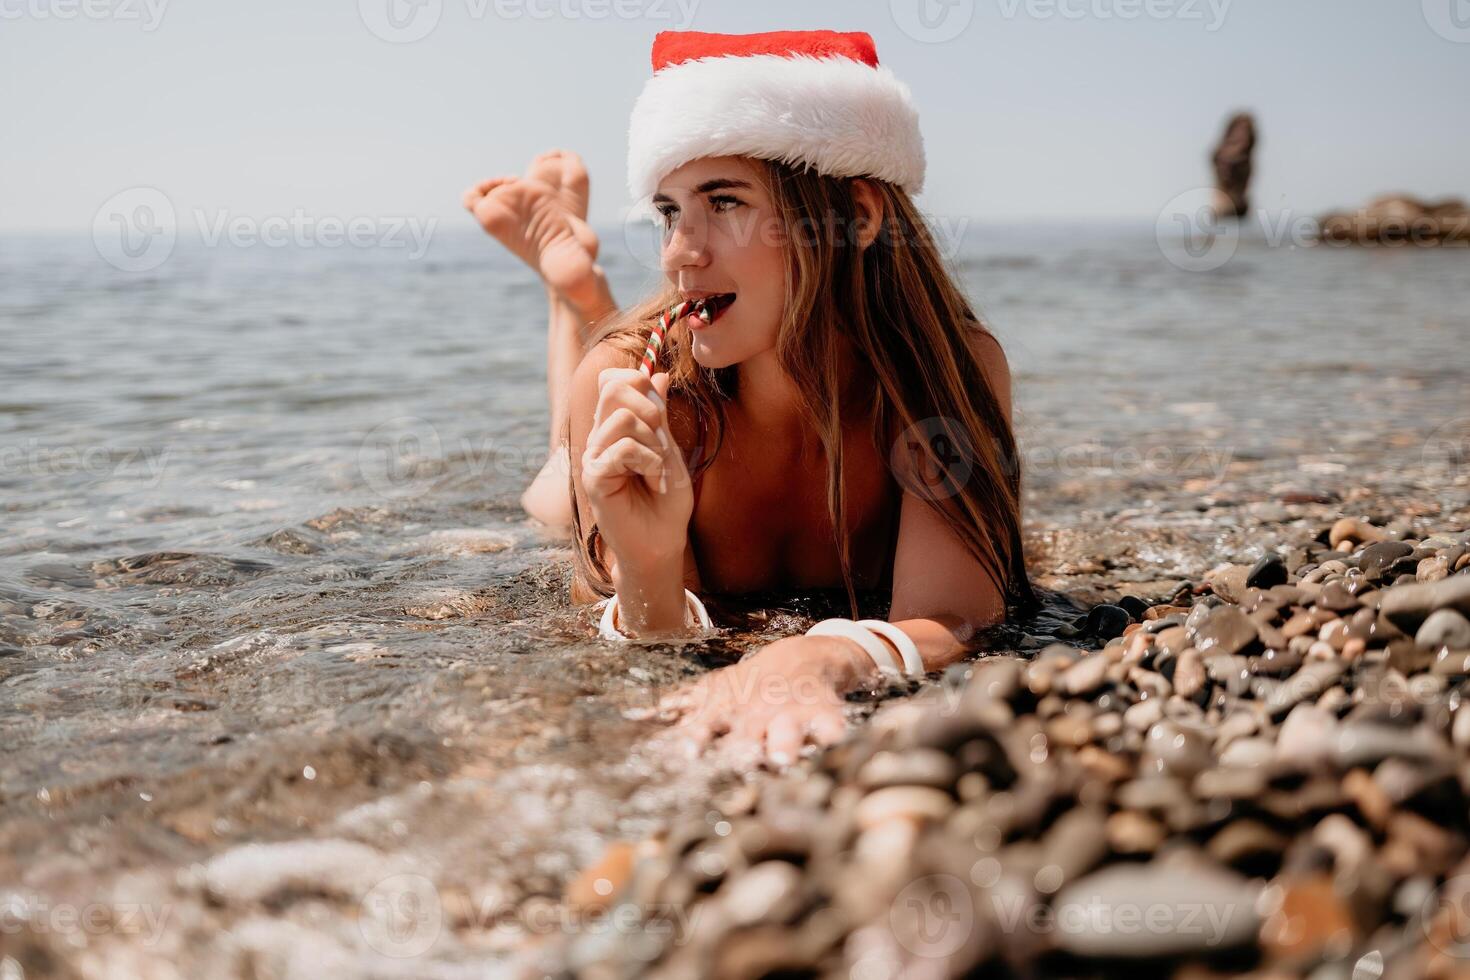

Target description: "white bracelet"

left=805, top=618, right=906, bottom=679
left=856, top=619, right=926, bottom=676
left=597, top=588, right=711, bottom=641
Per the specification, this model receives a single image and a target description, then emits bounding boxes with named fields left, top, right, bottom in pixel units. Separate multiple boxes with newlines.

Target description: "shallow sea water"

left=0, top=222, right=1466, bottom=974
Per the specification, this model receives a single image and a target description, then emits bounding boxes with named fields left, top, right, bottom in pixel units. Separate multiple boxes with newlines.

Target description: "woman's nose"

left=660, top=211, right=710, bottom=273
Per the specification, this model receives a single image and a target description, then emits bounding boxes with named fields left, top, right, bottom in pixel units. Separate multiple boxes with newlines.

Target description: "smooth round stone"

left=1142, top=720, right=1211, bottom=779
left=1105, top=811, right=1165, bottom=853
left=855, top=786, right=955, bottom=829
left=1052, top=861, right=1262, bottom=957
left=966, top=658, right=1023, bottom=703
left=1194, top=766, right=1267, bottom=799
left=1417, top=609, right=1470, bottom=651
left=1259, top=875, right=1357, bottom=961
left=718, top=861, right=803, bottom=927
left=1208, top=819, right=1289, bottom=866
left=1266, top=660, right=1345, bottom=719
left=1247, top=554, right=1289, bottom=590
left=1059, top=654, right=1110, bottom=696
left=1213, top=710, right=1261, bottom=747
left=1142, top=614, right=1187, bottom=635
left=1124, top=699, right=1164, bottom=732
left=1380, top=576, right=1470, bottom=632
left=1360, top=541, right=1415, bottom=581
left=1220, top=736, right=1275, bottom=769
left=1210, top=564, right=1252, bottom=604
left=1452, top=706, right=1470, bottom=749
left=1282, top=611, right=1317, bottom=639
left=1091, top=711, right=1123, bottom=739
left=1155, top=626, right=1190, bottom=656
left=1117, top=595, right=1151, bottom=618
left=1319, top=581, right=1362, bottom=612
left=1115, top=777, right=1190, bottom=811
left=1331, top=724, right=1452, bottom=769
left=1329, top=518, right=1385, bottom=549
left=1170, top=646, right=1205, bottom=702
left=1419, top=555, right=1452, bottom=582
left=1194, top=606, right=1262, bottom=657
left=1083, top=604, right=1132, bottom=641
left=857, top=749, right=957, bottom=791
left=1275, top=704, right=1338, bottom=768
left=1254, top=647, right=1303, bottom=678
left=1185, top=600, right=1219, bottom=635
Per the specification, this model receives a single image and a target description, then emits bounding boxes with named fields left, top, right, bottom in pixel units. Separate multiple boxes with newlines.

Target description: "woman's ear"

left=850, top=178, right=885, bottom=250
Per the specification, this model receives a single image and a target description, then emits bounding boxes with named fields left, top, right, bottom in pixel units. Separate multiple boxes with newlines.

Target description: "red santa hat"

left=626, top=29, right=926, bottom=202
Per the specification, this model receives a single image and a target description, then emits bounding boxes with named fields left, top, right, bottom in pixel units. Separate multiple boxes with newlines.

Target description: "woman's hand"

left=581, top=367, right=692, bottom=573
left=656, top=634, right=877, bottom=769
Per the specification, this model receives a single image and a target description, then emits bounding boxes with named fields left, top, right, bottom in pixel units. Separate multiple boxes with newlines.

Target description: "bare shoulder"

left=966, top=324, right=1013, bottom=425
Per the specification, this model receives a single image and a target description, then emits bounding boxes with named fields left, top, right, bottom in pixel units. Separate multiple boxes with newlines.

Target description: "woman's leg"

left=521, top=277, right=617, bottom=529
left=463, top=150, right=617, bottom=529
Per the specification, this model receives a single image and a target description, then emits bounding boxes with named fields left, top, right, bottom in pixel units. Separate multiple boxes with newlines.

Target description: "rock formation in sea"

left=1211, top=112, right=1256, bottom=219
left=1316, top=194, right=1470, bottom=246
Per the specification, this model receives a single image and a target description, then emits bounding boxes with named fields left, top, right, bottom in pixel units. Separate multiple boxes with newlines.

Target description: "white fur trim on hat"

left=627, top=52, right=926, bottom=201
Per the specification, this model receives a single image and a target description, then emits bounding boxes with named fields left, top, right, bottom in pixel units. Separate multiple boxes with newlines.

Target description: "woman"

left=465, top=30, right=1036, bottom=767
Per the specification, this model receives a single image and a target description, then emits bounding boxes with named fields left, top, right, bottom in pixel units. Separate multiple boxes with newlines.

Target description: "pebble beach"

left=1, top=227, right=1467, bottom=977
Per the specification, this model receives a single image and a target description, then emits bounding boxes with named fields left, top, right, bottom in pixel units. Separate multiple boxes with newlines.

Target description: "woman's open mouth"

left=687, top=293, right=736, bottom=330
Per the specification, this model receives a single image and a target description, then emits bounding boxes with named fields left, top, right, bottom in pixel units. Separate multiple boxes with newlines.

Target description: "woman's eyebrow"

left=651, top=178, right=754, bottom=204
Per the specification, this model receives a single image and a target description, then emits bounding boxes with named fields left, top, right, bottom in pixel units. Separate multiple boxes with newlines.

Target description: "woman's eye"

left=656, top=207, right=677, bottom=229
left=710, top=195, right=741, bottom=213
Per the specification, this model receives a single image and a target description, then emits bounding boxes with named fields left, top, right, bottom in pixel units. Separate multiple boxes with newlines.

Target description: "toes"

left=463, top=176, right=515, bottom=210
left=567, top=214, right=600, bottom=261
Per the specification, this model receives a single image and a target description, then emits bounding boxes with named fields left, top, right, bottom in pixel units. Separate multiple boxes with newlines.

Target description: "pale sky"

left=2, top=0, right=1467, bottom=232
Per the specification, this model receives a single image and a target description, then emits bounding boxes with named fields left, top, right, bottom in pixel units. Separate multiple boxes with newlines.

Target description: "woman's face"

left=654, top=156, right=786, bottom=369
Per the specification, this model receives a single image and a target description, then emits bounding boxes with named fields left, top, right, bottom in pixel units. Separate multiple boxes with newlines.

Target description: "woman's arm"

left=567, top=341, right=693, bottom=635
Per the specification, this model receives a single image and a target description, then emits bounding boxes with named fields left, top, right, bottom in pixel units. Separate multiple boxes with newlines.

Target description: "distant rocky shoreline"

left=1316, top=195, right=1469, bottom=246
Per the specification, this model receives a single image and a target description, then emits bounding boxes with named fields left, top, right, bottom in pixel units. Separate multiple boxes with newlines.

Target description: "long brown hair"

left=568, top=158, right=1037, bottom=621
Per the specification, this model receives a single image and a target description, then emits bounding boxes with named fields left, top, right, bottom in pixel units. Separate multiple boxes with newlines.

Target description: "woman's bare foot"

left=462, top=150, right=612, bottom=319
left=525, top=149, right=590, bottom=223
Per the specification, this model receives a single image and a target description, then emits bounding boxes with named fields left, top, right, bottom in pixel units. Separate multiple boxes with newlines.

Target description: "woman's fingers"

left=764, top=713, right=805, bottom=767
left=808, top=709, right=847, bottom=747
left=595, top=370, right=666, bottom=432
left=582, top=436, right=665, bottom=492
left=585, top=406, right=664, bottom=460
